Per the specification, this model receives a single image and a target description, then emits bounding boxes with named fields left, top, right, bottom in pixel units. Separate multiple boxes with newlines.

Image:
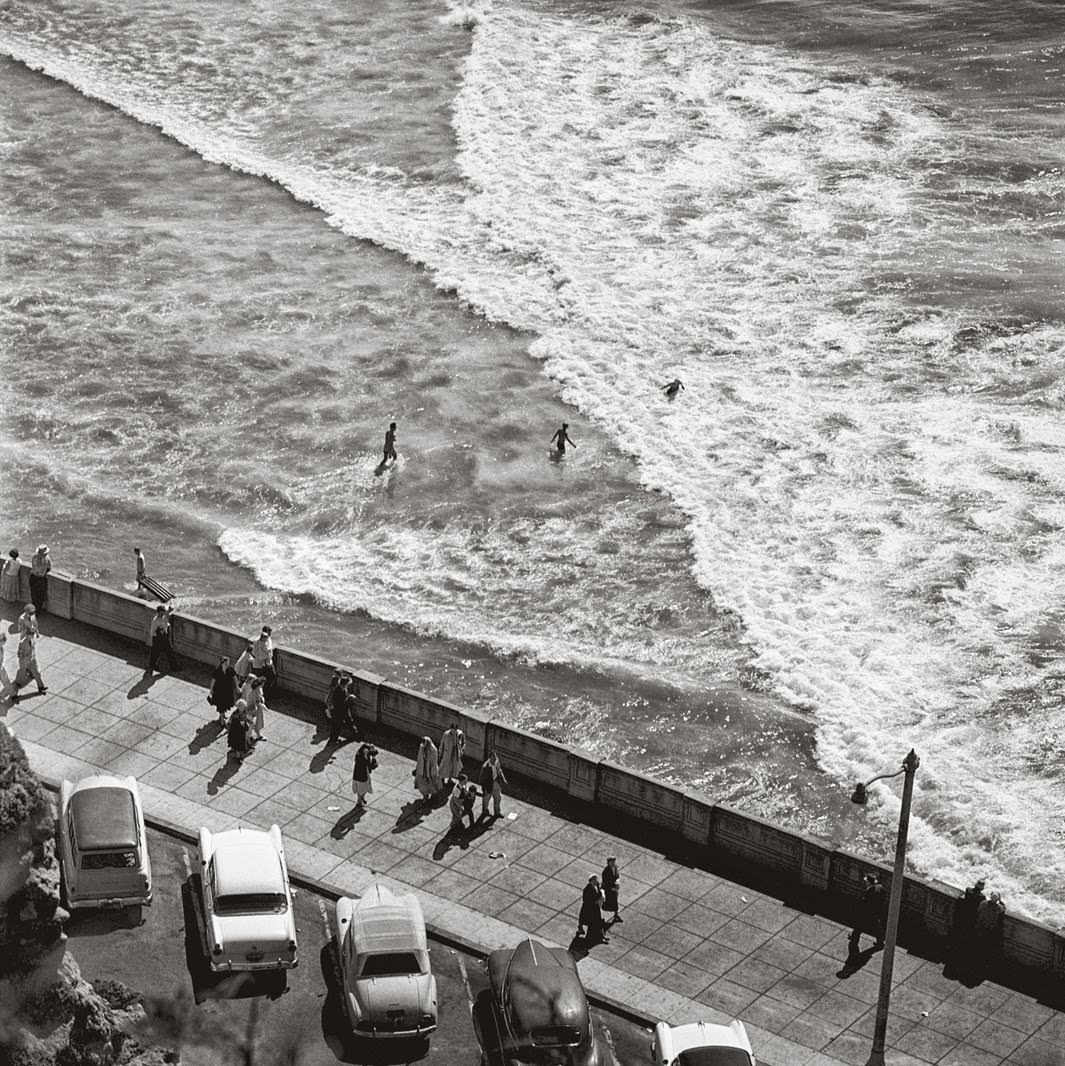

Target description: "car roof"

left=668, top=1020, right=753, bottom=1057
left=348, top=883, right=427, bottom=953
left=504, top=939, right=586, bottom=1031
left=212, top=836, right=284, bottom=896
left=69, top=783, right=138, bottom=851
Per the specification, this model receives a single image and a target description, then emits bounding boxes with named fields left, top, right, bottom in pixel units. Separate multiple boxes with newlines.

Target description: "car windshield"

left=359, top=952, right=422, bottom=977
left=81, top=850, right=137, bottom=870
left=676, top=1049, right=753, bottom=1066
left=215, top=892, right=288, bottom=915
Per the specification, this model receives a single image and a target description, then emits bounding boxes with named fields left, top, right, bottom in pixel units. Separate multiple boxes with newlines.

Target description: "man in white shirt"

left=250, top=625, right=276, bottom=700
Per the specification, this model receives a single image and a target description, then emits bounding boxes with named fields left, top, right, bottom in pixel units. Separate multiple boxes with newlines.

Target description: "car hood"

left=211, top=912, right=293, bottom=953
left=353, top=974, right=434, bottom=1017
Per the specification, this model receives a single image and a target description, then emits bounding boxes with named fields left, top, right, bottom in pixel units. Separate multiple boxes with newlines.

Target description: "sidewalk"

left=3, top=612, right=1062, bottom=1066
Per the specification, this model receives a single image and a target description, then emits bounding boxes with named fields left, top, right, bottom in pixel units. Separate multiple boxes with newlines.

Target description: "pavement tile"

left=90, top=688, right=143, bottom=717
left=35, top=695, right=83, bottom=724
left=773, top=972, right=836, bottom=1011
left=673, top=903, right=741, bottom=938
left=356, top=838, right=415, bottom=875
left=11, top=715, right=62, bottom=742
left=687, top=939, right=748, bottom=980
left=903, top=959, right=965, bottom=1001
left=506, top=806, right=567, bottom=842
left=480, top=827, right=539, bottom=862
left=627, top=885, right=689, bottom=924
left=207, top=786, right=263, bottom=818
left=893, top=1021, right=961, bottom=1063
left=390, top=855, right=447, bottom=889
left=140, top=761, right=199, bottom=792
left=939, top=1042, right=1006, bottom=1066
left=966, top=1017, right=1029, bottom=1059
left=626, top=983, right=690, bottom=1025
left=1032, top=1011, right=1065, bottom=1044
left=544, top=823, right=604, bottom=858
left=231, top=766, right=293, bottom=800
left=496, top=896, right=557, bottom=933
left=160, top=710, right=207, bottom=740
left=923, top=999, right=984, bottom=1043
left=633, top=920, right=704, bottom=961
left=64, top=677, right=121, bottom=708
left=725, top=957, right=789, bottom=995
left=809, top=989, right=869, bottom=1030
left=995, top=996, right=1056, bottom=1034
left=610, top=942, right=673, bottom=982
left=783, top=913, right=849, bottom=951
left=422, top=867, right=482, bottom=904
left=847, top=1005, right=915, bottom=1042
left=260, top=746, right=316, bottom=779
left=136, top=730, right=191, bottom=761
left=751, top=932, right=814, bottom=974
left=1008, top=1034, right=1064, bottom=1066
left=623, top=852, right=676, bottom=888
left=654, top=958, right=716, bottom=1000
left=598, top=906, right=659, bottom=944
left=535, top=913, right=580, bottom=947
left=657, top=864, right=721, bottom=901
left=465, top=883, right=521, bottom=920
left=488, top=862, right=546, bottom=897
left=758, top=1034, right=816, bottom=1066
left=65, top=704, right=122, bottom=736
left=697, top=977, right=760, bottom=1017
left=555, top=856, right=603, bottom=889
left=101, top=718, right=157, bottom=747
left=104, top=747, right=159, bottom=778
left=128, top=703, right=181, bottom=730
left=524, top=876, right=580, bottom=914
left=822, top=1028, right=874, bottom=1066
left=702, top=881, right=757, bottom=917
left=740, top=993, right=804, bottom=1036
left=272, top=810, right=334, bottom=846
left=708, top=917, right=773, bottom=954
left=741, top=896, right=795, bottom=934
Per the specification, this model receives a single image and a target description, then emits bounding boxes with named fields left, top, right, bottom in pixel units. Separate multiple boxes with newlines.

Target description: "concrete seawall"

left=29, top=568, right=1065, bottom=990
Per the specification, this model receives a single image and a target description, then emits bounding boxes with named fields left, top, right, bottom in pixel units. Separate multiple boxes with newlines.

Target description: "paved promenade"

left=3, top=610, right=1062, bottom=1066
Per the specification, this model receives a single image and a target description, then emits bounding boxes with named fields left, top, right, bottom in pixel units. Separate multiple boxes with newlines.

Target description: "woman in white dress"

left=1, top=549, right=22, bottom=602
left=414, top=736, right=442, bottom=800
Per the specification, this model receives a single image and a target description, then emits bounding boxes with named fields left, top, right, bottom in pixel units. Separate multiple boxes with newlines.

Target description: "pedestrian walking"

left=438, top=722, right=465, bottom=789
left=244, top=675, right=267, bottom=741
left=233, top=641, right=253, bottom=684
left=146, top=604, right=179, bottom=673
left=29, top=545, right=51, bottom=612
left=250, top=625, right=277, bottom=702
left=478, top=749, right=508, bottom=819
left=329, top=676, right=360, bottom=744
left=208, top=655, right=239, bottom=726
left=11, top=630, right=47, bottom=704
left=602, top=856, right=622, bottom=924
left=17, top=604, right=39, bottom=640
left=133, top=547, right=147, bottom=593
left=382, top=422, right=398, bottom=463
left=352, top=742, right=379, bottom=808
left=414, top=736, right=442, bottom=801
left=848, top=874, right=887, bottom=953
left=227, top=701, right=254, bottom=763
left=550, top=422, right=576, bottom=456
left=578, top=875, right=608, bottom=943
left=448, top=773, right=476, bottom=833
left=1, top=549, right=22, bottom=602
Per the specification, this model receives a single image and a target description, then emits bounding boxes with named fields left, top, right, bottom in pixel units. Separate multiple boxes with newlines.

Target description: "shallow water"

left=2, top=0, right=1064, bottom=923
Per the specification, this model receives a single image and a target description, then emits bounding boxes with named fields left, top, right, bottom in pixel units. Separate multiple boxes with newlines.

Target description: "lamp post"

left=850, top=748, right=920, bottom=1066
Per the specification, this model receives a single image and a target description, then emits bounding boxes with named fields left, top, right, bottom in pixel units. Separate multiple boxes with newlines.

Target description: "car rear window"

left=530, top=1025, right=582, bottom=1047
left=677, top=1049, right=753, bottom=1066
left=215, top=893, right=288, bottom=914
left=359, top=952, right=421, bottom=977
left=81, top=850, right=138, bottom=870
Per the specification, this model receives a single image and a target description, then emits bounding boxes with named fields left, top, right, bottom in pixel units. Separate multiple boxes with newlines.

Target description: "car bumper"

left=350, top=1021, right=437, bottom=1039
left=209, top=957, right=298, bottom=973
left=67, top=892, right=152, bottom=910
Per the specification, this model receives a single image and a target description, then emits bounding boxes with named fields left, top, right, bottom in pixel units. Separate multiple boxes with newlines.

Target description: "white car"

left=58, top=775, right=152, bottom=911
left=198, top=824, right=298, bottom=972
left=652, top=1019, right=755, bottom=1066
left=335, top=883, right=437, bottom=1038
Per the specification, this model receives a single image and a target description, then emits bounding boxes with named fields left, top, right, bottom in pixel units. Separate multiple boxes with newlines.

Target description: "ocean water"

left=2, top=0, right=1064, bottom=925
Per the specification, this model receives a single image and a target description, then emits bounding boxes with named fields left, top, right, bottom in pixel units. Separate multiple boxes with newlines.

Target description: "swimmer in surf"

left=550, top=422, right=576, bottom=455
left=382, top=422, right=398, bottom=462
left=662, top=378, right=684, bottom=399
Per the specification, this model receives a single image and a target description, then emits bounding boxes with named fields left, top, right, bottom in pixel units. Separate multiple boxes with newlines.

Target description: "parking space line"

left=599, top=1018, right=621, bottom=1066
left=456, top=952, right=475, bottom=1015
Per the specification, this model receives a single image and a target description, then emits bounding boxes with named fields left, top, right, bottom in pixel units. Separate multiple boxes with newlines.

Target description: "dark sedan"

left=486, top=938, right=601, bottom=1066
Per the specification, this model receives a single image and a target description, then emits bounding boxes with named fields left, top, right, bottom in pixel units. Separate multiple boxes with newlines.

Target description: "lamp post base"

left=866, top=1054, right=886, bottom=1066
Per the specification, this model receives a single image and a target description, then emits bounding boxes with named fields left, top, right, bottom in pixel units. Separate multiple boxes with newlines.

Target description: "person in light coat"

left=414, top=736, right=442, bottom=800
left=1, top=549, right=22, bottom=602
left=243, top=675, right=267, bottom=740
left=438, top=722, right=465, bottom=788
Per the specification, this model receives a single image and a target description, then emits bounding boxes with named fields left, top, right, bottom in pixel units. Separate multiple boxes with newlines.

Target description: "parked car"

left=335, top=882, right=437, bottom=1038
left=651, top=1019, right=755, bottom=1066
left=58, top=774, right=151, bottom=911
left=487, top=937, right=600, bottom=1066
left=198, top=824, right=297, bottom=972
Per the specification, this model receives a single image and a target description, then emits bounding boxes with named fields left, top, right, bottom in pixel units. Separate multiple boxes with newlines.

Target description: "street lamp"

left=850, top=748, right=920, bottom=1066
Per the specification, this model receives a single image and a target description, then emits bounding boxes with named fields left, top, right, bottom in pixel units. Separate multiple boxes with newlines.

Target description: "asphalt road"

left=65, top=827, right=655, bottom=1066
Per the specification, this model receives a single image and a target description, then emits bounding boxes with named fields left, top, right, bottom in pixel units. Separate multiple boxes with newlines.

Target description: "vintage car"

left=198, top=824, right=298, bottom=972
left=487, top=937, right=600, bottom=1066
left=58, top=774, right=152, bottom=911
left=335, top=883, right=437, bottom=1038
left=651, top=1019, right=755, bottom=1066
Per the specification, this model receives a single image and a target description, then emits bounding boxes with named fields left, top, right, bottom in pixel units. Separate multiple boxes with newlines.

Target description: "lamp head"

left=850, top=782, right=869, bottom=805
